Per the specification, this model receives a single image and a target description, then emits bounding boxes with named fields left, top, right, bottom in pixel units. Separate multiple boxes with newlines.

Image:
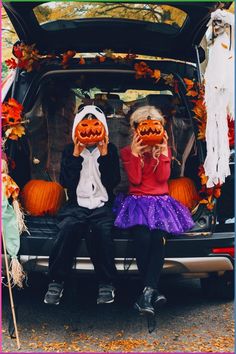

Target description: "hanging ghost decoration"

left=203, top=9, right=234, bottom=188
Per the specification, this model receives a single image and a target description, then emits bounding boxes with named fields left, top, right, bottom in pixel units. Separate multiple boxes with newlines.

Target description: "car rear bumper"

left=18, top=255, right=233, bottom=278
left=14, top=216, right=234, bottom=278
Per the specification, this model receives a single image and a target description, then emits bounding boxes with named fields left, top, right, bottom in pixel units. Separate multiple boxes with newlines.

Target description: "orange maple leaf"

left=184, top=78, right=194, bottom=90
left=5, top=125, right=25, bottom=140
left=193, top=105, right=205, bottom=117
left=98, top=56, right=106, bottom=63
left=152, top=69, right=161, bottom=82
left=186, top=90, right=198, bottom=97
left=213, top=187, right=221, bottom=199
left=206, top=202, right=214, bottom=211
left=79, top=57, right=85, bottom=65
left=134, top=61, right=153, bottom=79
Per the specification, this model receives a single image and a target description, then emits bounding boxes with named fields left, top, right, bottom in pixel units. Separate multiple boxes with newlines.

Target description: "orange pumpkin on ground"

left=21, top=180, right=66, bottom=216
left=136, top=119, right=165, bottom=145
left=75, top=118, right=106, bottom=145
left=168, top=177, right=200, bottom=210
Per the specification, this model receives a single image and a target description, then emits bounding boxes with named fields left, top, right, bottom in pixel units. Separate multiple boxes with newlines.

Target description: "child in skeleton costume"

left=114, top=106, right=194, bottom=316
left=44, top=105, right=120, bottom=305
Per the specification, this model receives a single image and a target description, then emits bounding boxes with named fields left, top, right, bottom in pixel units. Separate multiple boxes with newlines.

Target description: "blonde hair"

left=130, top=105, right=166, bottom=168
left=130, top=105, right=165, bottom=128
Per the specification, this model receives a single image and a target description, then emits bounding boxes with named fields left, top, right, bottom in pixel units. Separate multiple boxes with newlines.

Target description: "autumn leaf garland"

left=183, top=78, right=223, bottom=210
left=6, top=43, right=43, bottom=72
left=5, top=44, right=138, bottom=71
left=198, top=165, right=221, bottom=210
left=2, top=98, right=28, bottom=142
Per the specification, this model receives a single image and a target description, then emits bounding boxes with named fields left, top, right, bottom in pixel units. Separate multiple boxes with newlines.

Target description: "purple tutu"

left=113, top=194, right=195, bottom=234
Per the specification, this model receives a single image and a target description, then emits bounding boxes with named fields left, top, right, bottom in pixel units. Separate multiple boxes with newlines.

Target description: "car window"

left=34, top=2, right=187, bottom=31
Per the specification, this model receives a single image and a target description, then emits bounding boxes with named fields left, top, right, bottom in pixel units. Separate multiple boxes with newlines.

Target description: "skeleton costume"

left=48, top=106, right=120, bottom=284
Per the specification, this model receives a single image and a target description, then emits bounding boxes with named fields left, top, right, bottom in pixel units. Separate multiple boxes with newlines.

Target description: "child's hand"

left=73, top=137, right=85, bottom=157
left=131, top=134, right=148, bottom=157
left=98, top=135, right=109, bottom=156
left=157, top=131, right=168, bottom=156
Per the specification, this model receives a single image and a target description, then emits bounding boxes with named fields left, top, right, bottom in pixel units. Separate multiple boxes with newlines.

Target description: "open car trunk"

left=3, top=58, right=220, bottom=244
left=2, top=2, right=234, bottom=271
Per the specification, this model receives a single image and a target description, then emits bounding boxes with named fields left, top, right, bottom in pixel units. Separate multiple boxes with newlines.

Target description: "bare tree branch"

left=90, top=3, right=165, bottom=20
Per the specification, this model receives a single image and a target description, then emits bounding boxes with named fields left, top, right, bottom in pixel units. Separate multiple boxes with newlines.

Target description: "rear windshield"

left=34, top=2, right=187, bottom=30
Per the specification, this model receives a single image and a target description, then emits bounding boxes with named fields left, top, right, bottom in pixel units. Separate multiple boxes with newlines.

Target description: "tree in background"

left=2, top=8, right=18, bottom=61
left=34, top=2, right=185, bottom=27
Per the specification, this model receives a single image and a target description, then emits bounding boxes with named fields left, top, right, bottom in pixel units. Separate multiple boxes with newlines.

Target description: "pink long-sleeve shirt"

left=120, top=146, right=171, bottom=196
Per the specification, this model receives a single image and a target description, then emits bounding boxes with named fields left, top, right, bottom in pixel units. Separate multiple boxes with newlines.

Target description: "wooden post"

left=2, top=229, right=21, bottom=350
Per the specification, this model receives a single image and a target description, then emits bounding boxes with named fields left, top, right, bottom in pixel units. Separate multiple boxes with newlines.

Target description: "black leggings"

left=130, top=225, right=167, bottom=289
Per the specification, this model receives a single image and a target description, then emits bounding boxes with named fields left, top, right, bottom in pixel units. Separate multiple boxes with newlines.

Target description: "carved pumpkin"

left=136, top=119, right=165, bottom=145
left=21, top=180, right=66, bottom=216
left=75, top=118, right=106, bottom=145
left=168, top=177, right=200, bottom=210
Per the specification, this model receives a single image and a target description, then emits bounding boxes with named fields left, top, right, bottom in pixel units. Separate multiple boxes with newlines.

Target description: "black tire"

left=201, top=271, right=234, bottom=301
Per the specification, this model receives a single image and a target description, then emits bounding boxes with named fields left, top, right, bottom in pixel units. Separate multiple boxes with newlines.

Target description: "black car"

left=2, top=1, right=234, bottom=300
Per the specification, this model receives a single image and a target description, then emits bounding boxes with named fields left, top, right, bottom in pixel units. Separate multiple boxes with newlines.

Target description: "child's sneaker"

left=97, top=284, right=115, bottom=304
left=44, top=282, right=64, bottom=305
left=154, top=291, right=167, bottom=308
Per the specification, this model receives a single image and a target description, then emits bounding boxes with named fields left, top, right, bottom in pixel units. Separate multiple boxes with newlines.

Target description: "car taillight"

left=212, top=247, right=234, bottom=258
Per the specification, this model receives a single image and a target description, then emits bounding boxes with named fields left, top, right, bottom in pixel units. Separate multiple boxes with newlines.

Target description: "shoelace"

left=48, top=284, right=63, bottom=295
left=98, top=285, right=114, bottom=295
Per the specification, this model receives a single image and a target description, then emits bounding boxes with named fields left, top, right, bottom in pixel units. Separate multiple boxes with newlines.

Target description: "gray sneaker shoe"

left=44, top=282, right=64, bottom=305
left=97, top=284, right=115, bottom=304
left=154, top=292, right=167, bottom=308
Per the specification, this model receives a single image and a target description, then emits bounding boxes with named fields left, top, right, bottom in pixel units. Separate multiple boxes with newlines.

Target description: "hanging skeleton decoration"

left=204, top=9, right=234, bottom=188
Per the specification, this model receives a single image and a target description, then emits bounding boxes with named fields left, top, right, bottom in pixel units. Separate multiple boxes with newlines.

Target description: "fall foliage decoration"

left=2, top=98, right=27, bottom=141
left=168, top=177, right=200, bottom=210
left=12, top=327, right=235, bottom=353
left=227, top=114, right=234, bottom=148
left=136, top=119, right=164, bottom=145
left=183, top=78, right=207, bottom=141
left=2, top=98, right=23, bottom=126
left=21, top=180, right=66, bottom=216
left=61, top=50, right=76, bottom=68
left=6, top=43, right=43, bottom=72
left=198, top=165, right=221, bottom=210
left=75, top=118, right=106, bottom=145
left=134, top=61, right=154, bottom=79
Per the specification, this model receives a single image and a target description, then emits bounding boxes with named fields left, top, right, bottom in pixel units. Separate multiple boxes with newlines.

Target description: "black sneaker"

left=134, top=287, right=156, bottom=316
left=154, top=291, right=167, bottom=309
left=97, top=284, right=115, bottom=304
left=44, top=282, right=64, bottom=305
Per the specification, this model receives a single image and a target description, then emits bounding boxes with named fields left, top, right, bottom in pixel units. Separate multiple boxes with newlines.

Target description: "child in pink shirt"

left=114, top=105, right=194, bottom=316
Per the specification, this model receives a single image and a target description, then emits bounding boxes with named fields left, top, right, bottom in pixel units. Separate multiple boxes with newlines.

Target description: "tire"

left=201, top=271, right=234, bottom=301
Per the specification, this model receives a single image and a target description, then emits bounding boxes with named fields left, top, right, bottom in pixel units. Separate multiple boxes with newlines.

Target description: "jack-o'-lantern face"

left=136, top=119, right=165, bottom=145
left=75, top=118, right=106, bottom=145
